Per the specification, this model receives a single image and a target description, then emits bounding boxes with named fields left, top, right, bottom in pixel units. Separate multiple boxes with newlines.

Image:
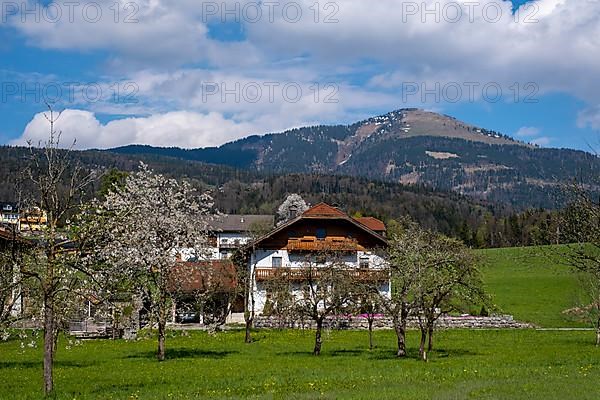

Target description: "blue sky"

left=1, top=0, right=599, bottom=151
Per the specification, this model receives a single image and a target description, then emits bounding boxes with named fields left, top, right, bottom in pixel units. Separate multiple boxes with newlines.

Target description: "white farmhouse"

left=248, top=203, right=390, bottom=314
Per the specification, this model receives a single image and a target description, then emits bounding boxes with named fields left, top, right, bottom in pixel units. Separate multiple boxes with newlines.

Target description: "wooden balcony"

left=286, top=237, right=361, bottom=252
left=219, top=241, right=243, bottom=250
left=255, top=267, right=388, bottom=282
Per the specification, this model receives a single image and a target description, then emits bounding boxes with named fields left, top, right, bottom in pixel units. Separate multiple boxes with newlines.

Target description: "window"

left=316, top=228, right=327, bottom=241
left=359, top=257, right=370, bottom=269
left=272, top=256, right=283, bottom=268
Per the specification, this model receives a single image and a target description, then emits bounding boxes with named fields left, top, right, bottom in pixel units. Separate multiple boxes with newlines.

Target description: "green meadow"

left=1, top=246, right=598, bottom=399
left=1, top=329, right=599, bottom=399
left=480, top=246, right=586, bottom=328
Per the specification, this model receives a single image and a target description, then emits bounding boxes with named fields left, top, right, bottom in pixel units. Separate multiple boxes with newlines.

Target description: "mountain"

left=108, top=109, right=600, bottom=209
left=0, top=140, right=566, bottom=248
left=0, top=144, right=507, bottom=246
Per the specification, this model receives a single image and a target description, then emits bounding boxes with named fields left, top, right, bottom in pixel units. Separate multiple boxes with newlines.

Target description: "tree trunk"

left=157, top=316, right=166, bottom=361
left=419, top=327, right=427, bottom=362
left=368, top=317, right=374, bottom=351
left=244, top=264, right=255, bottom=344
left=244, top=314, right=253, bottom=344
left=313, top=318, right=324, bottom=356
left=394, top=304, right=409, bottom=358
left=43, top=295, right=55, bottom=396
left=427, top=324, right=434, bottom=352
left=394, top=320, right=406, bottom=357
left=112, top=308, right=118, bottom=340
left=596, top=317, right=600, bottom=347
left=157, top=293, right=167, bottom=361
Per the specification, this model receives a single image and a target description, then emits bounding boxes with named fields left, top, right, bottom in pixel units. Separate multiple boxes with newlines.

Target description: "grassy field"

left=1, top=245, right=597, bottom=399
left=479, top=246, right=585, bottom=328
left=1, top=329, right=599, bottom=399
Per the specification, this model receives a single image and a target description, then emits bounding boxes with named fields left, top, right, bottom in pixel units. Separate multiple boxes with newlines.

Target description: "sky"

left=1, top=0, right=599, bottom=152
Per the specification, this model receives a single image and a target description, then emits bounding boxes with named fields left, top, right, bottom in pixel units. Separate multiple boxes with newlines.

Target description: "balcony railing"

left=286, top=238, right=361, bottom=252
left=219, top=241, right=243, bottom=249
left=255, top=267, right=389, bottom=282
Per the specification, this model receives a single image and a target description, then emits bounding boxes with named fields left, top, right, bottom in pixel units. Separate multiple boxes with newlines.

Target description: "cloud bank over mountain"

left=6, top=0, right=600, bottom=149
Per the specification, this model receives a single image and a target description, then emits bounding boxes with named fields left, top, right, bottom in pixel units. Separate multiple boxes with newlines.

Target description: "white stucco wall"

left=178, top=232, right=254, bottom=261
left=250, top=250, right=390, bottom=314
left=217, top=232, right=250, bottom=247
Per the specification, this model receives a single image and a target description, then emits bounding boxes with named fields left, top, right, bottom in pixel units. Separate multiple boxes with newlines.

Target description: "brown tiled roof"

left=355, top=217, right=386, bottom=232
left=208, top=215, right=274, bottom=232
left=170, top=260, right=237, bottom=294
left=302, top=203, right=346, bottom=217
left=251, top=203, right=388, bottom=248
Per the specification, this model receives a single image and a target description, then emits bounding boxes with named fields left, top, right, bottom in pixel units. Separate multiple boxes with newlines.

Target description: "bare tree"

left=19, top=105, right=96, bottom=395
left=267, top=251, right=357, bottom=355
left=412, top=235, right=487, bottom=361
left=85, top=164, right=214, bottom=361
left=563, top=272, right=600, bottom=346
left=231, top=220, right=272, bottom=343
left=559, top=183, right=600, bottom=344
left=353, top=285, right=383, bottom=351
left=377, top=219, right=424, bottom=358
left=379, top=218, right=487, bottom=360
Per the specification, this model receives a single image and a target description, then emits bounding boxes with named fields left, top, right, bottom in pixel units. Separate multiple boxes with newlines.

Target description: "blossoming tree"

left=87, top=164, right=214, bottom=361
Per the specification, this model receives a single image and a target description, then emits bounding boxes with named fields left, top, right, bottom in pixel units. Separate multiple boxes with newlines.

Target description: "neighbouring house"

left=249, top=203, right=390, bottom=315
left=169, top=260, right=238, bottom=324
left=353, top=217, right=387, bottom=237
left=171, top=214, right=274, bottom=323
left=19, top=207, right=48, bottom=232
left=208, top=214, right=275, bottom=260
left=0, top=202, right=20, bottom=229
left=0, top=203, right=50, bottom=233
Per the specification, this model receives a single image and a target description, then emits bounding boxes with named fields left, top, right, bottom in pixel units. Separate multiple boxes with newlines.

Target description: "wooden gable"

left=253, top=203, right=387, bottom=251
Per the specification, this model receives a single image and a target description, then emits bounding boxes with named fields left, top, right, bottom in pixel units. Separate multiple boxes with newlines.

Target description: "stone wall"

left=254, top=315, right=533, bottom=330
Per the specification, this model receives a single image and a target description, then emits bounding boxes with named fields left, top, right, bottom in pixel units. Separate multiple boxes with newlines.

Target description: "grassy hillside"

left=480, top=246, right=586, bottom=328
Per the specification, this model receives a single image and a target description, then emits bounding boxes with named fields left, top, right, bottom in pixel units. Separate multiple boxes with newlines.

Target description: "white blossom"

left=276, top=194, right=309, bottom=224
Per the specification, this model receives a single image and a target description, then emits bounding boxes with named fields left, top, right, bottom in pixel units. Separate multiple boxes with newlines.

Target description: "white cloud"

left=13, top=0, right=600, bottom=99
left=244, top=0, right=600, bottom=104
left=10, top=109, right=257, bottom=149
left=11, top=69, right=406, bottom=149
left=515, top=126, right=541, bottom=137
left=8, top=0, right=600, bottom=148
left=577, top=106, right=600, bottom=131
left=513, top=126, right=552, bottom=147
left=531, top=136, right=552, bottom=146
left=7, top=0, right=261, bottom=69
